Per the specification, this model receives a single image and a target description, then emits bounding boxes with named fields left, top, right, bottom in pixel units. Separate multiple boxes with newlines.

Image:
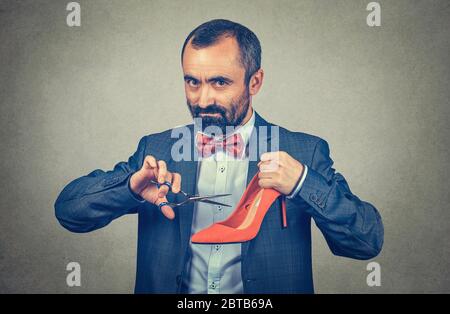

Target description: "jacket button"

left=310, top=194, right=318, bottom=202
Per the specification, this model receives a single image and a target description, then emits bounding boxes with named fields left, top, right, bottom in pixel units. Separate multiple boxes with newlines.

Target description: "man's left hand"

left=257, top=151, right=304, bottom=195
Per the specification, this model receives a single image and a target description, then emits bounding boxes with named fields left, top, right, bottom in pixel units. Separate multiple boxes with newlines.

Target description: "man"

left=55, top=19, right=383, bottom=294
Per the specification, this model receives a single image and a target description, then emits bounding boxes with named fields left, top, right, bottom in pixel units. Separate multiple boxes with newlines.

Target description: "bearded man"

left=55, top=19, right=383, bottom=294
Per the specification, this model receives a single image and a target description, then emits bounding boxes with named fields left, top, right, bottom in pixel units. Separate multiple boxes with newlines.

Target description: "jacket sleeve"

left=54, top=136, right=148, bottom=233
left=292, top=139, right=384, bottom=260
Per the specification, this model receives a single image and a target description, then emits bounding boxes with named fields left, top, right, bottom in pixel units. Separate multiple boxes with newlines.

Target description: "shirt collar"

left=229, top=107, right=255, bottom=147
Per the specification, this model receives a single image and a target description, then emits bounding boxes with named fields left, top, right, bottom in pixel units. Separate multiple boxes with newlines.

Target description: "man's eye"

left=214, top=80, right=227, bottom=87
left=187, top=79, right=198, bottom=87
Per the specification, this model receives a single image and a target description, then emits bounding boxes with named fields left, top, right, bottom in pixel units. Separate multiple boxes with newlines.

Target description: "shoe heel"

left=280, top=195, right=287, bottom=228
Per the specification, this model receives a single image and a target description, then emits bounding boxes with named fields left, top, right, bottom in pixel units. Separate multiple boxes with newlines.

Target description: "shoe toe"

left=191, top=224, right=235, bottom=243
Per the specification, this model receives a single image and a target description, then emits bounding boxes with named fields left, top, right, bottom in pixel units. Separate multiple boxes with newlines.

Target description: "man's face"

left=182, top=36, right=251, bottom=136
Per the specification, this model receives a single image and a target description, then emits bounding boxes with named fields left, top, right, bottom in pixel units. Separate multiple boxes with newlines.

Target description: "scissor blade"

left=188, top=193, right=232, bottom=201
left=198, top=199, right=232, bottom=207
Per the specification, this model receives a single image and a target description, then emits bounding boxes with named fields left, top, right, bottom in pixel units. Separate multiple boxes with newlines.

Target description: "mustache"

left=190, top=104, right=227, bottom=117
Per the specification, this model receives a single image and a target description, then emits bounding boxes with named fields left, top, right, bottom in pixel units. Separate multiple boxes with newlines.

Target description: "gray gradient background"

left=0, top=0, right=449, bottom=293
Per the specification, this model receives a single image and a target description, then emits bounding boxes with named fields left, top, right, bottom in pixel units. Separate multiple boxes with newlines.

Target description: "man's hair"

left=181, top=19, right=262, bottom=86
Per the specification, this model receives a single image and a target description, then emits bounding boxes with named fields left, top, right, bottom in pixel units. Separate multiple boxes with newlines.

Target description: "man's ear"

left=248, top=69, right=264, bottom=96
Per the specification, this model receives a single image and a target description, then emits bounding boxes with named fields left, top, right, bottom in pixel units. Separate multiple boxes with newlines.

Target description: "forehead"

left=182, top=36, right=244, bottom=77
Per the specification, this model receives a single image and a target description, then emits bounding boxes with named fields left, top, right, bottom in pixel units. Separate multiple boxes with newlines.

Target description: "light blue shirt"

left=185, top=108, right=308, bottom=294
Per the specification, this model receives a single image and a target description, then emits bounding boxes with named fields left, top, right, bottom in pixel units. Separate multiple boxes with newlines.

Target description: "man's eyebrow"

left=184, top=74, right=234, bottom=84
left=207, top=76, right=234, bottom=84
left=184, top=74, right=199, bottom=82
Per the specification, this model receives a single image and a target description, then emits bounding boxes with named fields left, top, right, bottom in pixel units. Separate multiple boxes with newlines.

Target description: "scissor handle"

left=158, top=201, right=170, bottom=211
left=150, top=180, right=172, bottom=190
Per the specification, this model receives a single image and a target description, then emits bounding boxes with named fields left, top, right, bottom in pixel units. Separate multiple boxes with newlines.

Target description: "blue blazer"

left=55, top=111, right=383, bottom=293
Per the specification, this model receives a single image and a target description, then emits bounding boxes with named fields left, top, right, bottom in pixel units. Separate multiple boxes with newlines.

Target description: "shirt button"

left=217, top=205, right=222, bottom=211
left=215, top=245, right=221, bottom=251
left=210, top=282, right=216, bottom=289
left=219, top=166, right=225, bottom=172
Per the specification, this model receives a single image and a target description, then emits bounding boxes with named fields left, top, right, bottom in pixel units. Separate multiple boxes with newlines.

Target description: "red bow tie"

left=196, top=132, right=245, bottom=159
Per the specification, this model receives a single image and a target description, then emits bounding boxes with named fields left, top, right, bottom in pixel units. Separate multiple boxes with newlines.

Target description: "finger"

left=259, top=172, right=281, bottom=184
left=258, top=178, right=275, bottom=189
left=144, top=155, right=158, bottom=169
left=171, top=172, right=182, bottom=194
left=260, top=151, right=281, bottom=162
left=258, top=171, right=276, bottom=179
left=143, top=155, right=159, bottom=179
left=257, top=159, right=267, bottom=166
left=259, top=160, right=280, bottom=172
left=155, top=197, right=175, bottom=220
left=157, top=160, right=167, bottom=184
left=158, top=171, right=172, bottom=198
left=258, top=158, right=284, bottom=167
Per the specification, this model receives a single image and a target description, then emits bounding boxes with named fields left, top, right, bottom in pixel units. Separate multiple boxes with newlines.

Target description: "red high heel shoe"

left=191, top=172, right=287, bottom=244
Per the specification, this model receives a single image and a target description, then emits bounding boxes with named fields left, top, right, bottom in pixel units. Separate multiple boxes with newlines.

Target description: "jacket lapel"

left=171, top=124, right=198, bottom=263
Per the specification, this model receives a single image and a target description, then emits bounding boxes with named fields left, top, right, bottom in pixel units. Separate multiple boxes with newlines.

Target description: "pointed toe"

left=191, top=224, right=235, bottom=243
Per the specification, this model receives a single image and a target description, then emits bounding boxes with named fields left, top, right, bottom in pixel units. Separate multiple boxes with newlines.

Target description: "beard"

left=187, top=88, right=250, bottom=136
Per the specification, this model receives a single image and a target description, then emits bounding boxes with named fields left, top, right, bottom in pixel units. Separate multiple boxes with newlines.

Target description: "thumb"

left=141, top=159, right=158, bottom=179
left=155, top=197, right=175, bottom=220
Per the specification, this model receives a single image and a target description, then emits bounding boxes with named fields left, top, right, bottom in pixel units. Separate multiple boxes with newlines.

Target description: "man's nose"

left=197, top=85, right=213, bottom=108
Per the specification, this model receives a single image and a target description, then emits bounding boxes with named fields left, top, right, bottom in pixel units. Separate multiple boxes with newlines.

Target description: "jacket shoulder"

left=139, top=123, right=194, bottom=158
left=278, top=125, right=326, bottom=146
left=144, top=123, right=194, bottom=142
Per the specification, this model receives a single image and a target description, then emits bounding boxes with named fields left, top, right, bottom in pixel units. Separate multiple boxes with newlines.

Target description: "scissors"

left=149, top=180, right=232, bottom=209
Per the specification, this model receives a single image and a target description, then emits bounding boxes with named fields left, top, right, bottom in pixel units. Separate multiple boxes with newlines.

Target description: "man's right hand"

left=130, top=155, right=181, bottom=220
